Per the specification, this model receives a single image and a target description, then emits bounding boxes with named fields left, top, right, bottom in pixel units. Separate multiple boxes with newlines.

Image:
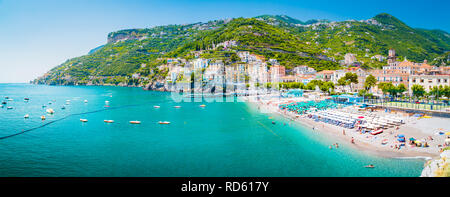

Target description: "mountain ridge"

left=33, top=13, right=450, bottom=86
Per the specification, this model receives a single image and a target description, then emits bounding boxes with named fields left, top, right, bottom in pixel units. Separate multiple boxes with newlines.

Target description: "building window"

left=420, top=79, right=424, bottom=83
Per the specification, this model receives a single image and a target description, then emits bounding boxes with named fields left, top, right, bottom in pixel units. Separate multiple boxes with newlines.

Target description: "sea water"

left=0, top=84, right=425, bottom=177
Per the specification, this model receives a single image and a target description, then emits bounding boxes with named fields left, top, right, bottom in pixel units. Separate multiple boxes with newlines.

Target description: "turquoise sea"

left=0, top=84, right=425, bottom=177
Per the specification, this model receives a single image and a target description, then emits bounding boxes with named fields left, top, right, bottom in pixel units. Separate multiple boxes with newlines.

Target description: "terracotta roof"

left=398, top=60, right=414, bottom=67
left=317, top=70, right=335, bottom=74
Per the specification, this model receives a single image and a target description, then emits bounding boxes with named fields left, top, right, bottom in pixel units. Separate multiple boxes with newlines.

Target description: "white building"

left=192, top=58, right=209, bottom=70
left=409, top=75, right=450, bottom=93
left=293, top=66, right=316, bottom=75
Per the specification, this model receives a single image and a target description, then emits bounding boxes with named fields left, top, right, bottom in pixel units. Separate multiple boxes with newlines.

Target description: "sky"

left=0, top=0, right=449, bottom=83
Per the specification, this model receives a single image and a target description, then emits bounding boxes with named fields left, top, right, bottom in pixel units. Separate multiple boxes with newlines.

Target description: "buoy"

left=130, top=121, right=141, bottom=124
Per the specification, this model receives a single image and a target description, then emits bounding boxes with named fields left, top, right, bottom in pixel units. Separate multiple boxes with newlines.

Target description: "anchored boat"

left=46, top=108, right=55, bottom=114
left=41, top=115, right=46, bottom=120
left=24, top=114, right=29, bottom=118
left=159, top=121, right=170, bottom=124
left=80, top=119, right=88, bottom=122
left=104, top=120, right=114, bottom=123
left=130, top=121, right=141, bottom=124
left=154, top=105, right=160, bottom=108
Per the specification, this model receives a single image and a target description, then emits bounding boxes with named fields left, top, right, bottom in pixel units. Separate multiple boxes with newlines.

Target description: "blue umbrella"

left=398, top=134, right=405, bottom=138
left=397, top=138, right=405, bottom=142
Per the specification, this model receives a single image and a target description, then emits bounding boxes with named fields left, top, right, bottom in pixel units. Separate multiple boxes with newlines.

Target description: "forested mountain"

left=33, top=13, right=449, bottom=86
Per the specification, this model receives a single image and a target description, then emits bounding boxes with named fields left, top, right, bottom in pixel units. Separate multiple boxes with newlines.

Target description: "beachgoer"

left=329, top=145, right=332, bottom=149
left=351, top=137, right=355, bottom=144
left=343, top=129, right=345, bottom=135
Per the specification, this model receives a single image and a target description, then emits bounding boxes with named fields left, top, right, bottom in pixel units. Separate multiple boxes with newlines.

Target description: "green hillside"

left=33, top=13, right=450, bottom=86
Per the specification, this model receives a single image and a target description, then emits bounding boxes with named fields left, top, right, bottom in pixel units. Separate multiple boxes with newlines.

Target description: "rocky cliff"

left=421, top=150, right=450, bottom=177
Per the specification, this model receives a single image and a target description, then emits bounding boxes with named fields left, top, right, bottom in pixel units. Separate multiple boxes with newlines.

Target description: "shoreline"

left=243, top=96, right=444, bottom=160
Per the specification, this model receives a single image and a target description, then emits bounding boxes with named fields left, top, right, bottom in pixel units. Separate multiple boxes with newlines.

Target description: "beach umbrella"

left=358, top=116, right=364, bottom=119
left=409, top=138, right=415, bottom=141
left=398, top=134, right=405, bottom=138
left=445, top=139, right=450, bottom=143
left=445, top=132, right=450, bottom=135
left=397, top=138, right=405, bottom=142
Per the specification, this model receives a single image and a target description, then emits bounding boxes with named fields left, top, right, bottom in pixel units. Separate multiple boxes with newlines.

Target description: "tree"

left=377, top=82, right=394, bottom=96
left=411, top=84, right=425, bottom=98
left=337, top=77, right=347, bottom=91
left=339, top=72, right=358, bottom=92
left=320, top=81, right=335, bottom=94
left=364, top=75, right=377, bottom=91
left=396, top=84, right=407, bottom=97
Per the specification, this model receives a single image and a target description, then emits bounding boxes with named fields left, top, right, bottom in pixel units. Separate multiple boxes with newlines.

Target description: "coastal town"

left=154, top=44, right=450, bottom=98
left=151, top=45, right=450, bottom=177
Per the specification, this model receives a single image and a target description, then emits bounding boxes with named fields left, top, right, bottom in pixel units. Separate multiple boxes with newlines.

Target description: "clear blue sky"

left=0, top=0, right=449, bottom=83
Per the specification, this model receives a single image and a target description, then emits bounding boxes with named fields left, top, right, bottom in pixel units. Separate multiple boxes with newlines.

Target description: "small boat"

left=4, top=96, right=9, bottom=99
left=41, top=115, right=46, bottom=120
left=130, top=121, right=141, bottom=124
left=84, top=100, right=88, bottom=103
left=7, top=106, right=13, bottom=110
left=154, top=105, right=160, bottom=108
left=199, top=104, right=206, bottom=107
left=80, top=119, right=88, bottom=122
left=104, top=105, right=110, bottom=108
left=61, top=106, right=66, bottom=109
left=46, top=108, right=55, bottom=114
left=104, top=120, right=114, bottom=123
left=1, top=101, right=6, bottom=104
left=6, top=99, right=13, bottom=101
left=48, top=102, right=52, bottom=105
left=364, top=165, right=375, bottom=168
left=42, top=105, right=47, bottom=108
left=159, top=121, right=170, bottom=124
left=174, top=106, right=181, bottom=108
left=370, top=129, right=383, bottom=135
left=105, top=101, right=109, bottom=104
left=24, top=114, right=29, bottom=118
left=24, top=98, right=30, bottom=101
left=381, top=139, right=388, bottom=145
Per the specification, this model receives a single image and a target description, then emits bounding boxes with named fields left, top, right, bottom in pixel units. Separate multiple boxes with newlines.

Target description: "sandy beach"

left=243, top=95, right=450, bottom=160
